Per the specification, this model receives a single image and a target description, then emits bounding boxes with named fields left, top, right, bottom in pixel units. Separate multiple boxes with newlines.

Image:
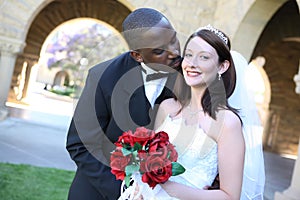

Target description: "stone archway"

left=10, top=0, right=131, bottom=100
left=250, top=0, right=300, bottom=155
left=232, top=0, right=289, bottom=61
left=229, top=0, right=300, bottom=155
left=53, top=71, right=70, bottom=87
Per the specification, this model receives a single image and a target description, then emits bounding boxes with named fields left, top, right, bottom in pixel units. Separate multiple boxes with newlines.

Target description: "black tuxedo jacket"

left=66, top=52, right=177, bottom=200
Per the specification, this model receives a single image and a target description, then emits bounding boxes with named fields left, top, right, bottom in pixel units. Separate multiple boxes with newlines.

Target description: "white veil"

left=229, top=51, right=265, bottom=200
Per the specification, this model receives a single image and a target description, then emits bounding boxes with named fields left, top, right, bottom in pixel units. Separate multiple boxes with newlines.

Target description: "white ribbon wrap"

left=119, top=172, right=175, bottom=200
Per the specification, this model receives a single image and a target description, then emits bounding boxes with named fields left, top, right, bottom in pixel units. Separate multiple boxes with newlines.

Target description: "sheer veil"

left=229, top=51, right=265, bottom=200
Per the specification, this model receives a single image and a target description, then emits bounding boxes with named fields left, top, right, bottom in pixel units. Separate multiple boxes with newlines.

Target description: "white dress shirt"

left=140, top=62, right=168, bottom=108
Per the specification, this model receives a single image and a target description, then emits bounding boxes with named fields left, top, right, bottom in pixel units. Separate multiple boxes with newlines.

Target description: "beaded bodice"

left=156, top=115, right=219, bottom=188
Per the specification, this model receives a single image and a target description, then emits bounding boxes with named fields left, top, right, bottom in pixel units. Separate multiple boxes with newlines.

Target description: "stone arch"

left=11, top=0, right=132, bottom=100
left=248, top=0, right=300, bottom=155
left=53, top=71, right=70, bottom=87
left=232, top=0, right=291, bottom=61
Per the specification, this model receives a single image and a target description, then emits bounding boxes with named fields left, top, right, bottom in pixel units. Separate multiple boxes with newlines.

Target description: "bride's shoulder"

left=215, top=109, right=243, bottom=141
left=217, top=109, right=242, bottom=129
left=154, top=98, right=181, bottom=129
left=160, top=98, right=182, bottom=114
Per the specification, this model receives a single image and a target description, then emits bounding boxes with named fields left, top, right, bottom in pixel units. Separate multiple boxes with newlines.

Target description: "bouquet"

left=110, top=127, right=185, bottom=189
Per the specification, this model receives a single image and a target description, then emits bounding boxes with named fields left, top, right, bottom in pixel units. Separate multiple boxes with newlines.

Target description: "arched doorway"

left=10, top=0, right=131, bottom=101
left=250, top=0, right=300, bottom=155
left=53, top=71, right=69, bottom=87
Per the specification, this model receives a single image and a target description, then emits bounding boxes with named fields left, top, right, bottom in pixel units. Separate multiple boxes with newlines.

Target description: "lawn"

left=0, top=163, right=75, bottom=200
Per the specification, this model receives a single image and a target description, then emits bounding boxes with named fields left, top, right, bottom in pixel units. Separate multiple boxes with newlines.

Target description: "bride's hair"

left=175, top=27, right=238, bottom=120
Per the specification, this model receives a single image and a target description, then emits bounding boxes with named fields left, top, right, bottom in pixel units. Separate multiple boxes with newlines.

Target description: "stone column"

left=0, top=38, right=24, bottom=120
left=21, top=57, right=38, bottom=99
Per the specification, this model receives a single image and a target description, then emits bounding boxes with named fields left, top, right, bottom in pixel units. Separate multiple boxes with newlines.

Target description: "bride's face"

left=182, top=36, right=220, bottom=87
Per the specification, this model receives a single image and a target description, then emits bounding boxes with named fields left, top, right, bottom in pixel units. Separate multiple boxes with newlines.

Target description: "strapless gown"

left=156, top=115, right=218, bottom=189
left=119, top=115, right=219, bottom=200
left=152, top=115, right=219, bottom=199
left=152, top=115, right=264, bottom=200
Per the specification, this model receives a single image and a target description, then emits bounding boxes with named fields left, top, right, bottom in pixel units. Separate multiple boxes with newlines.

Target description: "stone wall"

left=0, top=0, right=254, bottom=53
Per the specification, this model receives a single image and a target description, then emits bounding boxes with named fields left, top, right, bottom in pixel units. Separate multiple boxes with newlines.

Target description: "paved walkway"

left=0, top=110, right=76, bottom=171
left=0, top=91, right=296, bottom=200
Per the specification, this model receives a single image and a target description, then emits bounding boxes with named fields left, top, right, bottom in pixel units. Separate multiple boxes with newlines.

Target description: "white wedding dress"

left=118, top=114, right=218, bottom=200
left=129, top=114, right=219, bottom=200
left=156, top=115, right=218, bottom=190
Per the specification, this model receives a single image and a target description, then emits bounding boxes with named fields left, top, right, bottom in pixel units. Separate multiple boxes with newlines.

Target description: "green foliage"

left=125, top=164, right=140, bottom=177
left=122, top=148, right=133, bottom=156
left=124, top=164, right=140, bottom=187
left=171, top=162, right=186, bottom=176
left=44, top=20, right=128, bottom=92
left=45, top=20, right=127, bottom=74
left=0, top=163, right=75, bottom=200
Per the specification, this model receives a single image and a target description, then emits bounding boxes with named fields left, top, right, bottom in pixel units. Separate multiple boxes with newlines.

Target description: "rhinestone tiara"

left=197, top=24, right=228, bottom=45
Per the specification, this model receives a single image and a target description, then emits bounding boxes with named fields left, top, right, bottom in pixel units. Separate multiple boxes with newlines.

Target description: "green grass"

left=0, top=163, right=75, bottom=200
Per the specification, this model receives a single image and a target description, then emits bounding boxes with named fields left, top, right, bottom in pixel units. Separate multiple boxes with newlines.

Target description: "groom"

left=66, top=8, right=182, bottom=200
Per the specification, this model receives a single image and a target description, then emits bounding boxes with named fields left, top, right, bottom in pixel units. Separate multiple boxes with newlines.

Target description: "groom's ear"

left=218, top=60, right=230, bottom=75
left=130, top=50, right=143, bottom=63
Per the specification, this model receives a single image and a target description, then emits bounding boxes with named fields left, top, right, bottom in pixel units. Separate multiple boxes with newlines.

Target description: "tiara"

left=197, top=24, right=228, bottom=45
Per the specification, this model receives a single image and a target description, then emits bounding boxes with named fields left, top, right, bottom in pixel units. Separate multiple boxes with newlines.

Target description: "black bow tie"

left=146, top=72, right=169, bottom=82
left=140, top=65, right=169, bottom=81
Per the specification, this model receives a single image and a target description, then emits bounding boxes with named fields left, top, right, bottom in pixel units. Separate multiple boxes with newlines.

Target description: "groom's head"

left=122, top=8, right=181, bottom=71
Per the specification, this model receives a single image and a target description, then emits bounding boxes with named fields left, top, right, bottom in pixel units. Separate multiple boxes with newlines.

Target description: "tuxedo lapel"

left=112, top=66, right=152, bottom=130
left=110, top=59, right=177, bottom=131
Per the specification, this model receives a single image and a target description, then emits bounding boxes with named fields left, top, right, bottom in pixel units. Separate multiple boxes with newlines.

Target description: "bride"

left=121, top=25, right=265, bottom=200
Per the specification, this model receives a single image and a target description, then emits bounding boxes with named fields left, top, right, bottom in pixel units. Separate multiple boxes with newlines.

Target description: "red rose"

left=151, top=144, right=178, bottom=162
left=110, top=149, right=131, bottom=180
left=140, top=154, right=172, bottom=188
left=152, top=145, right=169, bottom=160
left=155, top=131, right=170, bottom=145
left=148, top=131, right=170, bottom=153
left=132, top=127, right=155, bottom=147
left=115, top=130, right=134, bottom=147
left=137, top=150, right=148, bottom=160
left=166, top=143, right=178, bottom=162
left=110, top=128, right=185, bottom=189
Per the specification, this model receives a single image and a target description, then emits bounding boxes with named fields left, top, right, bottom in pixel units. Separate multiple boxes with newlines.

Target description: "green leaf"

left=171, top=162, right=185, bottom=176
left=134, top=142, right=142, bottom=151
left=125, top=175, right=131, bottom=187
left=122, top=148, right=132, bottom=156
left=125, top=164, right=140, bottom=176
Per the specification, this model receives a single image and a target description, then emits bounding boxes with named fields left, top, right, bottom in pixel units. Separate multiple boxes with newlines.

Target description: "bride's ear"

left=130, top=50, right=143, bottom=63
left=218, top=60, right=230, bottom=75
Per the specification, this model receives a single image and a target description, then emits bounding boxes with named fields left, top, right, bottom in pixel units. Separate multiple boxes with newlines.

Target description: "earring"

left=218, top=73, right=221, bottom=80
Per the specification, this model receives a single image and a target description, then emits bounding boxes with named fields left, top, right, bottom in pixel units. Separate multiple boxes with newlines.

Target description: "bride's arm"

left=160, top=111, right=245, bottom=200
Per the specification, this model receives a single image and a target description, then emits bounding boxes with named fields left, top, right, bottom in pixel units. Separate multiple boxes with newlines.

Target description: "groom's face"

left=132, top=18, right=181, bottom=72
